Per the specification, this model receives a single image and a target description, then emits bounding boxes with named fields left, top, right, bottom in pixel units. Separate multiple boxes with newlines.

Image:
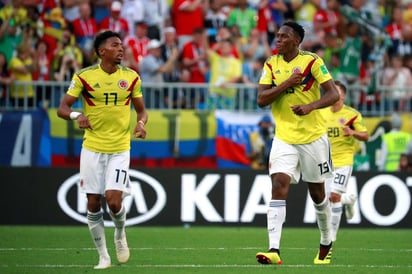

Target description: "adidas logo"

left=275, top=70, right=281, bottom=74
left=93, top=83, right=100, bottom=88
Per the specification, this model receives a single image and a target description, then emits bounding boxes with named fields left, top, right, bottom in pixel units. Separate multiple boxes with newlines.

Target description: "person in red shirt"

left=171, top=0, right=205, bottom=49
left=99, top=1, right=129, bottom=40
left=71, top=2, right=98, bottom=66
left=181, top=27, right=208, bottom=83
left=313, top=0, right=340, bottom=44
left=123, top=21, right=150, bottom=72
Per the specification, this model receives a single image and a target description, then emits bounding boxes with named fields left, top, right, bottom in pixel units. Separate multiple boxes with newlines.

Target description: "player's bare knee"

left=330, top=192, right=341, bottom=203
left=87, top=194, right=102, bottom=212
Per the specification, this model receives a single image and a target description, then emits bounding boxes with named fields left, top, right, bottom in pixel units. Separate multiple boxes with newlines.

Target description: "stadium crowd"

left=1, top=0, right=412, bottom=110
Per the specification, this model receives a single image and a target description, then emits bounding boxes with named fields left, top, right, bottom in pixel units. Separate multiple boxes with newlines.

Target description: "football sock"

left=330, top=202, right=343, bottom=242
left=87, top=210, right=109, bottom=258
left=267, top=200, right=286, bottom=251
left=341, top=193, right=350, bottom=205
left=313, top=196, right=331, bottom=246
left=110, top=205, right=126, bottom=240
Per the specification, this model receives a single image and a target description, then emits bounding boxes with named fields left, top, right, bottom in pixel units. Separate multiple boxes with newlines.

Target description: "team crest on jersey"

left=118, top=80, right=128, bottom=90
left=292, top=67, right=302, bottom=74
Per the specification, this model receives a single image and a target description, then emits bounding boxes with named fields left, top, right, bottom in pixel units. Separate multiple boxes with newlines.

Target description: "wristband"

left=70, top=111, right=82, bottom=120
left=138, top=120, right=145, bottom=126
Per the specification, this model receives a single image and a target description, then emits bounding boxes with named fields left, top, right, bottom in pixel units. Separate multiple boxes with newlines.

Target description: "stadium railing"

left=0, top=80, right=411, bottom=116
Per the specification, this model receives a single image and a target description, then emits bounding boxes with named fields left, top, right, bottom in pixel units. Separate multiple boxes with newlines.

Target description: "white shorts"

left=268, top=134, right=334, bottom=184
left=325, top=165, right=353, bottom=195
left=79, top=147, right=131, bottom=196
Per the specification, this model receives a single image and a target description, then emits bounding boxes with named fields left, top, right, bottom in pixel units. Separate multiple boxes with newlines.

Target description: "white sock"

left=110, top=205, right=126, bottom=240
left=87, top=211, right=109, bottom=258
left=341, top=193, right=350, bottom=205
left=267, top=200, right=286, bottom=251
left=313, top=197, right=331, bottom=246
left=330, top=202, right=343, bottom=242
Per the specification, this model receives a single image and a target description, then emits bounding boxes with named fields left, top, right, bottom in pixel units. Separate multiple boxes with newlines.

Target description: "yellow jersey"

left=67, top=64, right=143, bottom=153
left=259, top=50, right=332, bottom=144
left=9, top=57, right=34, bottom=99
left=209, top=51, right=242, bottom=98
left=320, top=105, right=367, bottom=167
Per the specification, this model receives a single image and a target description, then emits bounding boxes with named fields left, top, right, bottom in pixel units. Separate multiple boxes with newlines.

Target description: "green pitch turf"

left=0, top=226, right=410, bottom=274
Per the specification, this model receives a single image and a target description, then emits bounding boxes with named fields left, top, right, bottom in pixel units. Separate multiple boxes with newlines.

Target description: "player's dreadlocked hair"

left=93, top=30, right=122, bottom=57
left=282, top=21, right=305, bottom=43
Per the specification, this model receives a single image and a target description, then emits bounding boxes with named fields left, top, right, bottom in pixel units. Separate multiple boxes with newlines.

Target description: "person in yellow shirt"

left=255, top=21, right=339, bottom=265
left=204, top=30, right=242, bottom=109
left=8, top=43, right=35, bottom=108
left=321, top=80, right=368, bottom=242
left=378, top=112, right=411, bottom=171
left=57, top=30, right=148, bottom=270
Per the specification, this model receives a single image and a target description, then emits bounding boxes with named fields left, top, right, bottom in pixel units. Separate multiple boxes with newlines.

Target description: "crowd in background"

left=1, top=0, right=412, bottom=110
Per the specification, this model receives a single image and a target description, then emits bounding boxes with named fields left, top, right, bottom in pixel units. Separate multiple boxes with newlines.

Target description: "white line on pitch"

left=1, top=247, right=412, bottom=252
left=5, top=264, right=411, bottom=269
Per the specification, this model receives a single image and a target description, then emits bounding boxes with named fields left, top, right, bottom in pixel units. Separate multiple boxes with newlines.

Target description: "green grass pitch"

left=0, top=226, right=411, bottom=273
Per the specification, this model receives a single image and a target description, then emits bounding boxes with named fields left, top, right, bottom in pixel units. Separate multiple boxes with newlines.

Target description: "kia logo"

left=57, top=169, right=167, bottom=226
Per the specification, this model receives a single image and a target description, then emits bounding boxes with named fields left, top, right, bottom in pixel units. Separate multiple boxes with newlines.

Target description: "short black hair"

left=282, top=21, right=305, bottom=43
left=93, top=30, right=121, bottom=57
left=334, top=80, right=347, bottom=94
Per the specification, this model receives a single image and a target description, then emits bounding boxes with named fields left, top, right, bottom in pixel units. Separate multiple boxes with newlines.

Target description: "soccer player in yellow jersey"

left=255, top=21, right=339, bottom=265
left=57, top=30, right=148, bottom=269
left=321, top=80, right=368, bottom=242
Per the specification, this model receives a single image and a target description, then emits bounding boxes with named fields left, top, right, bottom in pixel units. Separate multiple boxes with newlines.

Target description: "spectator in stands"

left=0, top=52, right=14, bottom=107
left=40, top=7, right=68, bottom=60
left=38, top=0, right=59, bottom=16
left=32, top=39, right=52, bottom=108
left=8, top=43, right=37, bottom=108
left=0, top=14, right=24, bottom=63
left=71, top=2, right=98, bottom=66
left=171, top=0, right=205, bottom=49
left=203, top=32, right=242, bottom=109
left=25, top=6, right=43, bottom=46
left=53, top=38, right=83, bottom=82
left=204, top=0, right=227, bottom=44
left=142, top=0, right=169, bottom=40
left=139, top=39, right=179, bottom=108
left=226, top=0, right=256, bottom=39
left=0, top=0, right=28, bottom=27
left=339, top=21, right=362, bottom=84
left=377, top=112, right=411, bottom=171
left=242, top=27, right=272, bottom=65
left=160, top=26, right=188, bottom=108
left=214, top=26, right=241, bottom=59
left=91, top=0, right=112, bottom=25
left=269, top=0, right=288, bottom=30
left=242, top=56, right=266, bottom=87
left=291, top=0, right=320, bottom=50
left=322, top=32, right=341, bottom=68
left=381, top=54, right=412, bottom=111
left=386, top=6, right=406, bottom=57
left=181, top=27, right=208, bottom=84
left=33, top=40, right=52, bottom=82
left=256, top=0, right=275, bottom=44
left=123, top=21, right=150, bottom=72
left=313, top=0, right=339, bottom=45
left=61, top=0, right=80, bottom=22
left=120, top=0, right=144, bottom=36
left=51, top=29, right=83, bottom=105
left=99, top=1, right=129, bottom=40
